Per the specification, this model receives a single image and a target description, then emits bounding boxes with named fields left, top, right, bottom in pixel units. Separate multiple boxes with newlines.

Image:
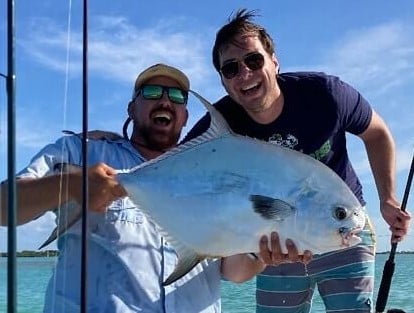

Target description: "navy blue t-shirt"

left=183, top=72, right=372, bottom=205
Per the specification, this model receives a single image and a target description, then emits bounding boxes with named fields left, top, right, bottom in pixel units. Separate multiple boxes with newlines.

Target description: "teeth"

left=241, top=82, right=259, bottom=91
left=153, top=113, right=171, bottom=121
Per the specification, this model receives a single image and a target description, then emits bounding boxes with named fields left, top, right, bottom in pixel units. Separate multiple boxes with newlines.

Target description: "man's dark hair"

left=212, top=8, right=275, bottom=72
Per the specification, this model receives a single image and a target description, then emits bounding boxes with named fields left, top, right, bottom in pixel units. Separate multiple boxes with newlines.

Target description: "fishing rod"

left=3, top=0, right=17, bottom=312
left=2, top=2, right=88, bottom=312
left=80, top=0, right=89, bottom=311
left=375, top=149, right=414, bottom=313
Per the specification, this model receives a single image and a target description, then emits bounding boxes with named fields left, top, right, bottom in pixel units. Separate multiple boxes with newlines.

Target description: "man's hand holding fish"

left=221, top=232, right=313, bottom=283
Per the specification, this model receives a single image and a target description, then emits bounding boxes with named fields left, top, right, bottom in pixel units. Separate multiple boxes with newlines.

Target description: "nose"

left=237, top=62, right=253, bottom=79
left=158, top=91, right=173, bottom=107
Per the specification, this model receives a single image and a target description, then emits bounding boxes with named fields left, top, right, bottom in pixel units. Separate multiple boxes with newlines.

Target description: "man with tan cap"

left=1, top=64, right=222, bottom=312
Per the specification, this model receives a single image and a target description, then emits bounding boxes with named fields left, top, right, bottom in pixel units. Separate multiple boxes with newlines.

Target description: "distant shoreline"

left=0, top=250, right=59, bottom=257
left=0, top=250, right=413, bottom=257
left=376, top=251, right=414, bottom=254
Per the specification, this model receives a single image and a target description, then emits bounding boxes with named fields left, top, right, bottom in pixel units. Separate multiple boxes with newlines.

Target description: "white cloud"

left=322, top=22, right=414, bottom=95
left=12, top=14, right=218, bottom=143
left=0, top=106, right=66, bottom=152
left=20, top=15, right=214, bottom=90
left=287, top=21, right=414, bottom=107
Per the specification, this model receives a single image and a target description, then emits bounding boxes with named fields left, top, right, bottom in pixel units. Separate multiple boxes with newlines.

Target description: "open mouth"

left=152, top=112, right=172, bottom=126
left=240, top=82, right=261, bottom=95
left=339, top=227, right=363, bottom=246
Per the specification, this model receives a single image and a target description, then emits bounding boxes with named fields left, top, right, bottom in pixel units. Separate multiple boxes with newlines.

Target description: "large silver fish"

left=116, top=91, right=366, bottom=286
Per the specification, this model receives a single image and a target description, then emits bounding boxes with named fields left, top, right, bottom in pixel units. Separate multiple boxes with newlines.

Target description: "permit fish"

left=40, top=91, right=366, bottom=286
left=117, top=91, right=366, bottom=285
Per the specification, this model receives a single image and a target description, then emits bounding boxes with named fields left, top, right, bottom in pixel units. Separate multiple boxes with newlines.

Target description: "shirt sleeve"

left=17, top=135, right=82, bottom=179
left=329, top=76, right=373, bottom=135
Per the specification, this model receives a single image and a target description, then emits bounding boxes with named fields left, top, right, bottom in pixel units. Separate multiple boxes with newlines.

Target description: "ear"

left=272, top=54, right=280, bottom=74
left=127, top=101, right=134, bottom=118
left=220, top=75, right=225, bottom=86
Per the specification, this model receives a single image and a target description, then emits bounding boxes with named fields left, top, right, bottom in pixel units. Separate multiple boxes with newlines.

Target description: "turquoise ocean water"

left=0, top=254, right=413, bottom=312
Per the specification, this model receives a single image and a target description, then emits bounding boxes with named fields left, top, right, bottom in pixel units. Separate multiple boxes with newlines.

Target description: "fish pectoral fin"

left=38, top=228, right=59, bottom=250
left=250, top=194, right=295, bottom=220
left=163, top=244, right=205, bottom=286
left=53, top=162, right=82, bottom=174
left=38, top=202, right=82, bottom=250
left=38, top=163, right=84, bottom=250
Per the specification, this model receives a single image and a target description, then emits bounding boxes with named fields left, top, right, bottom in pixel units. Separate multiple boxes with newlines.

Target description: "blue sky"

left=1, top=0, right=413, bottom=253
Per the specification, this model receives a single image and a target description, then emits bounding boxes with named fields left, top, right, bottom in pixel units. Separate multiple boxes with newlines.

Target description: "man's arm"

left=1, top=174, right=74, bottom=225
left=0, top=163, right=126, bottom=226
left=359, top=110, right=411, bottom=242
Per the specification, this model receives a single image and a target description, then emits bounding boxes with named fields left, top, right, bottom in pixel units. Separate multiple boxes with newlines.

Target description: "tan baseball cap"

left=133, top=63, right=190, bottom=99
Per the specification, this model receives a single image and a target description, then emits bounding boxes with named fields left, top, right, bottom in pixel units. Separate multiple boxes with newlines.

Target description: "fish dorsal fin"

left=120, top=90, right=234, bottom=174
left=189, top=90, right=233, bottom=137
left=250, top=194, right=295, bottom=221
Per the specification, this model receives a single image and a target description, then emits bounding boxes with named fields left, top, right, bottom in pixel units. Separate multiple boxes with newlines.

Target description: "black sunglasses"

left=135, top=84, right=188, bottom=105
left=220, top=52, right=265, bottom=79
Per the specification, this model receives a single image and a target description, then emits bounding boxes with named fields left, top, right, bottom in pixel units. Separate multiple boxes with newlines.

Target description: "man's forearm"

left=221, top=254, right=266, bottom=283
left=1, top=174, right=76, bottom=226
left=360, top=111, right=397, bottom=203
left=364, top=124, right=395, bottom=201
left=365, top=139, right=396, bottom=203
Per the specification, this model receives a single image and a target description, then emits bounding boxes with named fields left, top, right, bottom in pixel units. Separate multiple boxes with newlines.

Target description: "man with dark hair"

left=183, top=9, right=411, bottom=313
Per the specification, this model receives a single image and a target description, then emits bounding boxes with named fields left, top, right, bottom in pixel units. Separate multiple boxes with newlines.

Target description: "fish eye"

left=334, top=207, right=348, bottom=220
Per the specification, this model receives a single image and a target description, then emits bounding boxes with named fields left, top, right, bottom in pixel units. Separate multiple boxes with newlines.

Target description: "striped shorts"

left=256, top=215, right=376, bottom=313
